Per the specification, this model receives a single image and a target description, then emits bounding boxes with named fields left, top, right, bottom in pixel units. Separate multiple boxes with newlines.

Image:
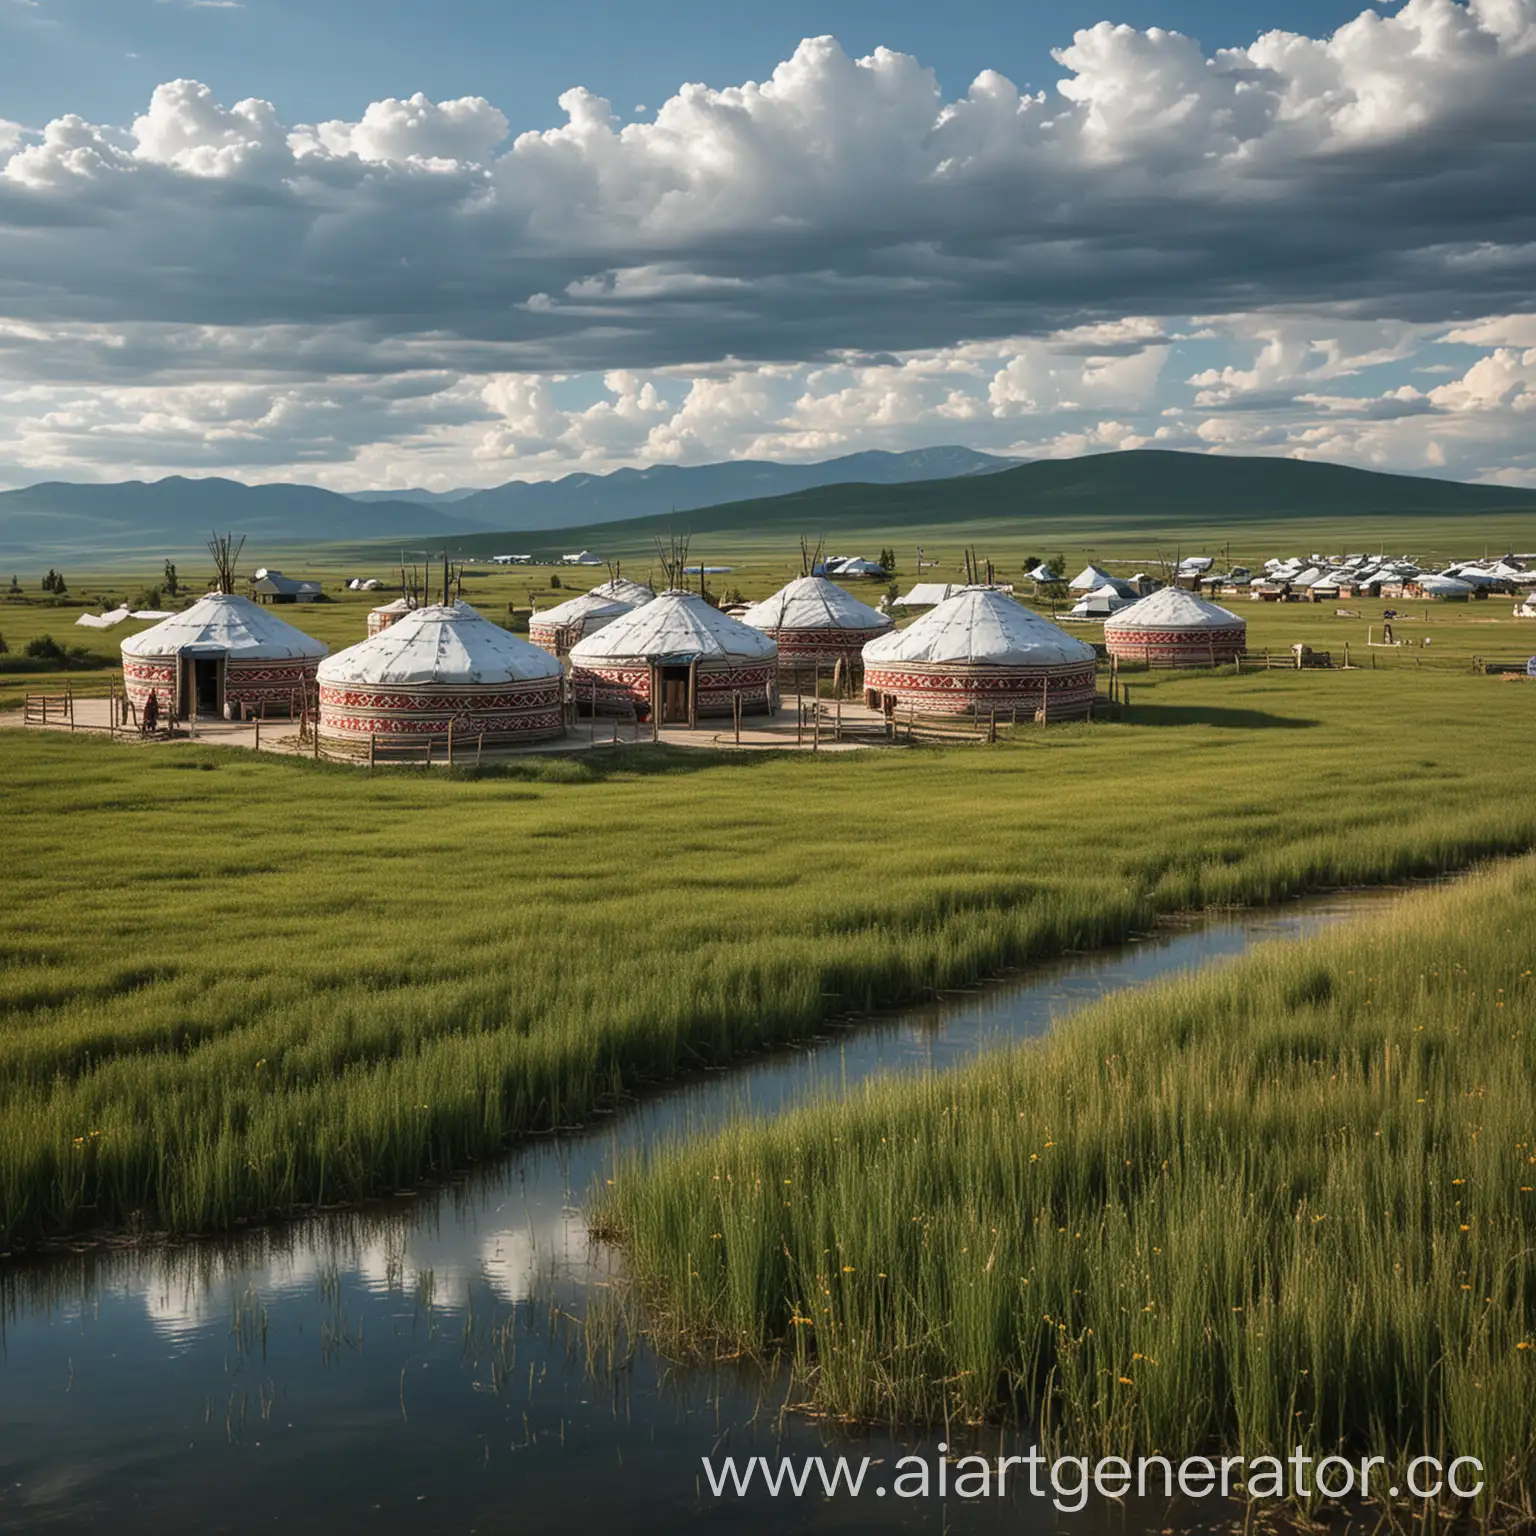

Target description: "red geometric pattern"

left=318, top=678, right=565, bottom=743
left=1105, top=625, right=1246, bottom=668
left=123, top=655, right=318, bottom=716
left=568, top=660, right=779, bottom=718
left=760, top=626, right=889, bottom=667
left=863, top=660, right=1098, bottom=718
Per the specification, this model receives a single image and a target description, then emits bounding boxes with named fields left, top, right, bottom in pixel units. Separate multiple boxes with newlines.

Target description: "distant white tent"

left=76, top=607, right=131, bottom=629
left=1065, top=585, right=1134, bottom=621
left=1027, top=563, right=1061, bottom=583
left=1068, top=564, right=1116, bottom=592
left=896, top=582, right=967, bottom=608
left=562, top=550, right=604, bottom=566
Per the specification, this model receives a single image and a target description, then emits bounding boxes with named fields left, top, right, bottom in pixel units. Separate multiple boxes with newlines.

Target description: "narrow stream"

left=0, top=887, right=1406, bottom=1535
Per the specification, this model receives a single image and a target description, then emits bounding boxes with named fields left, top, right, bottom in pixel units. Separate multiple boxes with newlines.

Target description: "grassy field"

left=597, top=856, right=1536, bottom=1520
left=4, top=659, right=1536, bottom=1250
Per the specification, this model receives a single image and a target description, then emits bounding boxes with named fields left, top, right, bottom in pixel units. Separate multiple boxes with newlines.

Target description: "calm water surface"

left=0, top=889, right=1406, bottom=1535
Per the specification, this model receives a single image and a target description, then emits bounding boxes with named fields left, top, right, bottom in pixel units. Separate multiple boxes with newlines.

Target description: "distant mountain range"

left=339, top=447, right=1012, bottom=527
left=435, top=450, right=1536, bottom=560
left=3, top=448, right=1534, bottom=563
left=0, top=447, right=1013, bottom=558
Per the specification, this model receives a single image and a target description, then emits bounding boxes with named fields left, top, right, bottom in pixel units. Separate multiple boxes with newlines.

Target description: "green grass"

left=598, top=857, right=1536, bottom=1519
left=4, top=663, right=1536, bottom=1250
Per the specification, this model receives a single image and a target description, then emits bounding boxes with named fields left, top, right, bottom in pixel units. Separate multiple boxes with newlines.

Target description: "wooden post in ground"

left=812, top=701, right=820, bottom=752
left=476, top=733, right=484, bottom=768
left=835, top=696, right=842, bottom=742
left=425, top=738, right=432, bottom=768
left=447, top=720, right=455, bottom=768
left=733, top=690, right=742, bottom=745
left=369, top=733, right=376, bottom=771
left=797, top=701, right=803, bottom=747
left=1344, top=642, right=1351, bottom=669
left=255, top=718, right=262, bottom=753
left=1123, top=683, right=1130, bottom=714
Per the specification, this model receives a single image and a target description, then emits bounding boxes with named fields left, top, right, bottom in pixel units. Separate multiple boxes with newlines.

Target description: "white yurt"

left=367, top=597, right=415, bottom=636
left=528, top=591, right=634, bottom=656
left=740, top=576, right=892, bottom=669
left=317, top=603, right=565, bottom=746
left=587, top=576, right=657, bottom=607
left=861, top=589, right=1098, bottom=719
left=121, top=592, right=327, bottom=720
left=1103, top=587, right=1247, bottom=667
left=567, top=590, right=779, bottom=723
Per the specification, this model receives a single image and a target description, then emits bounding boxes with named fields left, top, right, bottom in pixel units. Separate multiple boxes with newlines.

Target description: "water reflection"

left=0, top=890, right=1404, bottom=1534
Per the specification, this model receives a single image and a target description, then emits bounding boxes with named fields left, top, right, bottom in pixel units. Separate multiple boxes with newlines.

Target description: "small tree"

left=7, top=575, right=20, bottom=596
left=163, top=559, right=180, bottom=596
left=550, top=573, right=563, bottom=589
left=877, top=547, right=897, bottom=574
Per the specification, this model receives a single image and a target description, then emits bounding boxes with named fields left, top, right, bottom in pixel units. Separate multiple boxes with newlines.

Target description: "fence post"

left=477, top=733, right=484, bottom=768
left=447, top=720, right=455, bottom=768
left=369, top=733, right=376, bottom=771
left=255, top=718, right=262, bottom=753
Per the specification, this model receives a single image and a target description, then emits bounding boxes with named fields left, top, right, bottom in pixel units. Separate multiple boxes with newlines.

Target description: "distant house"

left=251, top=568, right=324, bottom=604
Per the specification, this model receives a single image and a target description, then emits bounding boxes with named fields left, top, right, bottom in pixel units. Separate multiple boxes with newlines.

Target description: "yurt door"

left=660, top=665, right=691, bottom=723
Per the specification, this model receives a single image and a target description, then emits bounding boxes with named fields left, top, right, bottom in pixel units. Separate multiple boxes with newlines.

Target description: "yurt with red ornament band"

left=1103, top=587, right=1247, bottom=668
left=740, top=575, right=892, bottom=670
left=317, top=602, right=565, bottom=747
left=567, top=589, right=779, bottom=725
left=861, top=588, right=1098, bottom=719
left=528, top=591, right=635, bottom=657
left=121, top=592, right=327, bottom=721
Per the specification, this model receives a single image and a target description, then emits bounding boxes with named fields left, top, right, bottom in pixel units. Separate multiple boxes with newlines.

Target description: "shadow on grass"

left=449, top=743, right=785, bottom=784
left=1124, top=704, right=1321, bottom=730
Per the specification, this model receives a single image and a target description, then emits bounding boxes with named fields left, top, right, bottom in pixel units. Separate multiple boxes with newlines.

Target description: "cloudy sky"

left=1, top=0, right=1534, bottom=491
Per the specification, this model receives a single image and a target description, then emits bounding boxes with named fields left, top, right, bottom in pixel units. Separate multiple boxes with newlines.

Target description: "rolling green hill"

left=427, top=450, right=1536, bottom=563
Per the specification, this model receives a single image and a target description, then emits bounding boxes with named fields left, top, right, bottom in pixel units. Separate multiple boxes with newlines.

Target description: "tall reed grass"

left=4, top=666, right=1536, bottom=1249
left=600, top=857, right=1536, bottom=1519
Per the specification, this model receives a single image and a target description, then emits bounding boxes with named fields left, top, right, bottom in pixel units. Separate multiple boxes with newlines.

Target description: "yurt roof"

left=587, top=576, right=656, bottom=606
left=318, top=602, right=560, bottom=686
left=567, top=590, right=778, bottom=664
left=533, top=591, right=634, bottom=625
left=863, top=589, right=1095, bottom=667
left=370, top=597, right=415, bottom=615
left=1104, top=587, right=1244, bottom=633
left=1418, top=574, right=1475, bottom=594
left=121, top=592, right=328, bottom=660
left=1068, top=564, right=1116, bottom=590
left=741, top=576, right=891, bottom=634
